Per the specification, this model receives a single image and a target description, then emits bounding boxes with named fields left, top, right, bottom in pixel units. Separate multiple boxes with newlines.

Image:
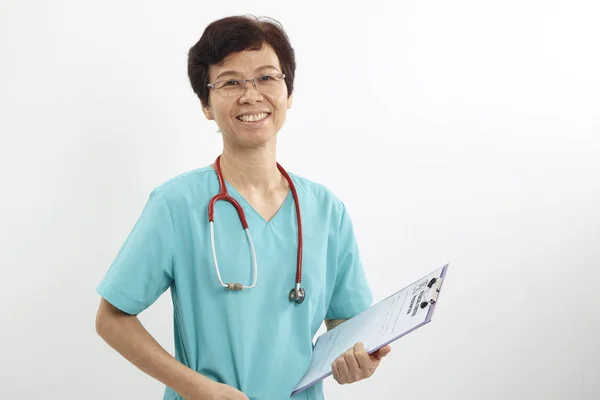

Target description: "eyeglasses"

left=207, top=73, right=286, bottom=97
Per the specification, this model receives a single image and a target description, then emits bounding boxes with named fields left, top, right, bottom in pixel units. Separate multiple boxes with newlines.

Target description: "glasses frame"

left=207, top=73, right=286, bottom=97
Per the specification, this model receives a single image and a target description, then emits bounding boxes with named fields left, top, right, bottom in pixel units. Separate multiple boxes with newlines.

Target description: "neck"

left=217, top=145, right=286, bottom=194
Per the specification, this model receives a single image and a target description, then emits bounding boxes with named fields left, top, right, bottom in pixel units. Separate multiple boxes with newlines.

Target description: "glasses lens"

left=213, top=74, right=284, bottom=97
left=215, top=80, right=243, bottom=96
left=255, top=74, right=282, bottom=92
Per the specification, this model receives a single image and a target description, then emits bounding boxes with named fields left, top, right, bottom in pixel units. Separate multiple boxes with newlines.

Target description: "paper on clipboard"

left=292, top=264, right=449, bottom=396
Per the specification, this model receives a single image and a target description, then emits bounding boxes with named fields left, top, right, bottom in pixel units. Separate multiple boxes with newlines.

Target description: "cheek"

left=271, top=97, right=289, bottom=120
left=210, top=100, right=234, bottom=122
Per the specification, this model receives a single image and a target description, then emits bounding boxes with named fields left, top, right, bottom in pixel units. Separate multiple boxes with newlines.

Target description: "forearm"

left=95, top=299, right=212, bottom=398
left=325, top=318, right=348, bottom=331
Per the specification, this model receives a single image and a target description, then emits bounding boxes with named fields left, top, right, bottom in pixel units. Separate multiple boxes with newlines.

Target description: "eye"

left=258, top=75, right=273, bottom=81
left=223, top=80, right=240, bottom=86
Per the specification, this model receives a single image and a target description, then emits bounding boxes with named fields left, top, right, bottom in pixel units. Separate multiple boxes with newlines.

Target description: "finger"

left=354, top=342, right=374, bottom=371
left=343, top=349, right=362, bottom=382
left=335, top=358, right=350, bottom=384
left=343, top=348, right=360, bottom=371
left=331, top=360, right=341, bottom=383
left=370, top=345, right=392, bottom=361
left=379, top=345, right=392, bottom=358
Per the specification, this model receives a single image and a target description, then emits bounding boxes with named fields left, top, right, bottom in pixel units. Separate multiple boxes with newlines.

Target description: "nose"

left=239, top=79, right=264, bottom=104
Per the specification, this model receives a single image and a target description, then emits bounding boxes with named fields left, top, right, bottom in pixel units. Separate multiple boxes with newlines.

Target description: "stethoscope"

left=208, top=155, right=306, bottom=304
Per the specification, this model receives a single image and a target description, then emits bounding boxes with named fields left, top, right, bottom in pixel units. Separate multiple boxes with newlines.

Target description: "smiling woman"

left=94, top=14, right=382, bottom=400
left=202, top=45, right=291, bottom=149
left=198, top=45, right=292, bottom=149
left=187, top=16, right=295, bottom=150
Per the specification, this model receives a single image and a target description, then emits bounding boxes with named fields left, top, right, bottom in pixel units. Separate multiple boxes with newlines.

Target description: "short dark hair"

left=187, top=15, right=296, bottom=107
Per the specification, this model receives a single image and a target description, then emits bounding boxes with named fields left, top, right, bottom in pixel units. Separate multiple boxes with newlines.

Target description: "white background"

left=1, top=0, right=599, bottom=399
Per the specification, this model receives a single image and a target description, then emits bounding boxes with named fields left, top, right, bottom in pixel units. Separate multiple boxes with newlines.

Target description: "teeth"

left=238, top=112, right=269, bottom=122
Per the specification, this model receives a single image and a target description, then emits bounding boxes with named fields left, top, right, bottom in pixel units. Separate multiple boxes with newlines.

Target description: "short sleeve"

left=325, top=203, right=373, bottom=320
left=96, top=189, right=175, bottom=315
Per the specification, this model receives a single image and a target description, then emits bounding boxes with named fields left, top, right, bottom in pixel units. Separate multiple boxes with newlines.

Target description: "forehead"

left=209, top=44, right=281, bottom=81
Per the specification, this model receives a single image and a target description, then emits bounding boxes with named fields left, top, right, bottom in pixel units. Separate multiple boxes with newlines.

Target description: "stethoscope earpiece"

left=289, top=287, right=305, bottom=304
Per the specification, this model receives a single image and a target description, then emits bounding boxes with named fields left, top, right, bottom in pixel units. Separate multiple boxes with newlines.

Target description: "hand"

left=331, top=342, right=392, bottom=385
left=209, top=382, right=250, bottom=400
left=185, top=381, right=249, bottom=400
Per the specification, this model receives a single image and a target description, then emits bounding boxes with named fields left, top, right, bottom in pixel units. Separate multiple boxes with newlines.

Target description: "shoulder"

left=146, top=165, right=216, bottom=206
left=288, top=171, right=348, bottom=221
left=289, top=171, right=342, bottom=204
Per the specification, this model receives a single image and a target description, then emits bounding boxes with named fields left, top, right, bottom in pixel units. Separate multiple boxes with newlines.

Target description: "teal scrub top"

left=96, top=165, right=373, bottom=400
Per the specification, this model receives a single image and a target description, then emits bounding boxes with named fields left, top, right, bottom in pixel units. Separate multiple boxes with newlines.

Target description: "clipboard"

left=292, top=264, right=449, bottom=396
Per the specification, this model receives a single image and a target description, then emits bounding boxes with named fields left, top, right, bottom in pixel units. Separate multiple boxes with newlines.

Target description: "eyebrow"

left=214, top=65, right=280, bottom=81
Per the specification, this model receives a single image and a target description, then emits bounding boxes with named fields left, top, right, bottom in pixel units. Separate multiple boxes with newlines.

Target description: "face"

left=202, top=43, right=293, bottom=149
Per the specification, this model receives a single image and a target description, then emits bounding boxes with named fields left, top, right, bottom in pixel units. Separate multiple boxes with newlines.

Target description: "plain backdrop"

left=1, top=0, right=599, bottom=399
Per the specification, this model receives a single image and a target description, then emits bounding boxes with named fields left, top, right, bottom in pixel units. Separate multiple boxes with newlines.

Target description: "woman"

left=95, top=15, right=391, bottom=400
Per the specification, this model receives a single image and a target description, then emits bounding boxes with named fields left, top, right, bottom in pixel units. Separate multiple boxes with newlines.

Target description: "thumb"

left=371, top=345, right=392, bottom=360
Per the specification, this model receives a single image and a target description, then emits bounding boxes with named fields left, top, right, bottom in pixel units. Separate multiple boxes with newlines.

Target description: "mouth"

left=236, top=112, right=271, bottom=123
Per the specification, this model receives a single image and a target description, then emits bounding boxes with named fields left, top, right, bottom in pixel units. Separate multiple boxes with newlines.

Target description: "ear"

left=201, top=102, right=214, bottom=120
left=286, top=93, right=293, bottom=110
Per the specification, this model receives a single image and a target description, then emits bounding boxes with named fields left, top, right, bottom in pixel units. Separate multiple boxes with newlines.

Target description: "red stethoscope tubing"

left=208, top=155, right=303, bottom=288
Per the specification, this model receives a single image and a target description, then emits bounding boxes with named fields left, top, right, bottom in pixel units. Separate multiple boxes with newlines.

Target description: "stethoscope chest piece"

left=289, top=287, right=305, bottom=304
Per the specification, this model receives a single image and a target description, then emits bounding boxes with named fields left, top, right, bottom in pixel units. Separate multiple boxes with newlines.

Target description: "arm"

left=95, top=192, right=248, bottom=399
left=95, top=298, right=212, bottom=399
left=326, top=204, right=391, bottom=385
left=325, top=318, right=348, bottom=331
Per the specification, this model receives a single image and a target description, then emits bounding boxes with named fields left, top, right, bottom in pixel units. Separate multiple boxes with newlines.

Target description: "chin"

left=246, top=134, right=277, bottom=148
left=236, top=125, right=278, bottom=143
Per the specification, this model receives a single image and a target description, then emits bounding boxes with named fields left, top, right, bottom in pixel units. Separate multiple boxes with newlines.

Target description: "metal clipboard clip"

left=420, top=277, right=443, bottom=309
